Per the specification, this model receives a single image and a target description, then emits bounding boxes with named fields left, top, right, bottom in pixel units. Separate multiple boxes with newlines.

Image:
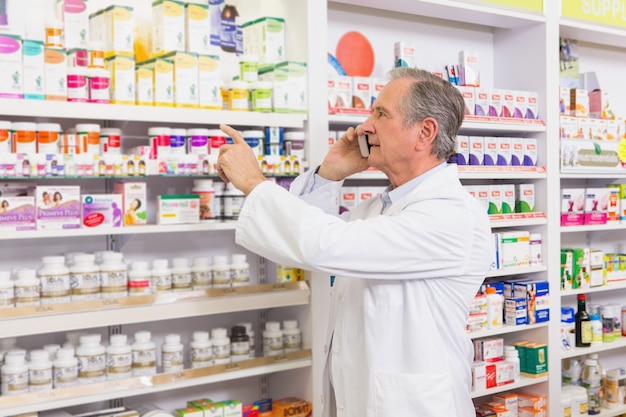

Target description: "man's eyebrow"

left=372, top=105, right=386, bottom=113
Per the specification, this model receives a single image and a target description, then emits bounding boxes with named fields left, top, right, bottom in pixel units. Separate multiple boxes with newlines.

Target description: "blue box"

left=513, top=280, right=550, bottom=324
left=504, top=297, right=527, bottom=325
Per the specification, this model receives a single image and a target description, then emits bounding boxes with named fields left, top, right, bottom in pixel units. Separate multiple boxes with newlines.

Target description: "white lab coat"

left=235, top=165, right=492, bottom=417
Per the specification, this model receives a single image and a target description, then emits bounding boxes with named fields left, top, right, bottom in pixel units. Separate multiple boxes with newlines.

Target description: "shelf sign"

left=562, top=0, right=626, bottom=28
left=481, top=0, right=543, bottom=12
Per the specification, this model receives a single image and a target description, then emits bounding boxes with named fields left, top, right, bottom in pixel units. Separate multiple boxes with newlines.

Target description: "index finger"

left=220, top=124, right=246, bottom=145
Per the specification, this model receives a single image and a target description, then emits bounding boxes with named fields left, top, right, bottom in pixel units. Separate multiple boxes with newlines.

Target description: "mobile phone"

left=357, top=135, right=370, bottom=157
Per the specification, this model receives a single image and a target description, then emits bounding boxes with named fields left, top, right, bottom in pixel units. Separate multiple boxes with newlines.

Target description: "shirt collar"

left=380, top=162, right=448, bottom=213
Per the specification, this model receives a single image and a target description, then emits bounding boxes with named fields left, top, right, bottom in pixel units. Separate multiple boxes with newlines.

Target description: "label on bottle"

left=132, top=348, right=156, bottom=375
left=191, top=347, right=213, bottom=368
left=162, top=350, right=184, bottom=372
left=581, top=321, right=592, bottom=344
left=54, top=364, right=78, bottom=387
left=77, top=353, right=106, bottom=381
left=107, top=352, right=132, bottom=377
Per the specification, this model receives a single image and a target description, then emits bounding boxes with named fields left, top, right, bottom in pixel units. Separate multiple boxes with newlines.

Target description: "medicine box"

left=114, top=182, right=147, bottom=226
left=22, top=40, right=45, bottom=100
left=513, top=280, right=550, bottom=324
left=584, top=187, right=608, bottom=225
left=35, top=185, right=81, bottom=230
left=469, top=136, right=484, bottom=166
left=561, top=188, right=585, bottom=226
left=560, top=250, right=574, bottom=290
left=456, top=86, right=475, bottom=116
left=459, top=50, right=479, bottom=87
left=563, top=247, right=590, bottom=289
left=185, top=2, right=212, bottom=55
left=501, top=184, right=515, bottom=214
left=157, top=194, right=200, bottom=225
left=483, top=136, right=498, bottom=166
left=56, top=0, right=90, bottom=50
left=523, top=138, right=537, bottom=167
left=606, top=186, right=621, bottom=222
left=162, top=51, right=199, bottom=108
left=242, top=17, right=286, bottom=66
left=514, top=90, right=527, bottom=119
left=474, top=88, right=489, bottom=116
left=526, top=91, right=539, bottom=119
left=198, top=54, right=222, bottom=110
left=351, top=76, right=371, bottom=109
left=496, top=137, right=511, bottom=166
left=0, top=196, right=36, bottom=231
left=499, top=230, right=530, bottom=269
left=474, top=337, right=504, bottom=363
left=272, top=397, right=312, bottom=417
left=152, top=57, right=175, bottom=107
left=487, top=185, right=502, bottom=215
left=505, top=297, right=527, bottom=326
left=394, top=41, right=415, bottom=68
left=152, top=0, right=186, bottom=56
left=45, top=48, right=67, bottom=101
left=510, top=137, right=524, bottom=166
left=81, top=194, right=123, bottom=228
left=589, top=249, right=604, bottom=287
left=559, top=116, right=578, bottom=139
left=135, top=63, right=153, bottom=106
left=488, top=89, right=502, bottom=117
left=102, top=5, right=135, bottom=57
left=0, top=34, right=23, bottom=99
left=455, top=135, right=469, bottom=165
left=106, top=55, right=136, bottom=105
left=516, top=183, right=535, bottom=213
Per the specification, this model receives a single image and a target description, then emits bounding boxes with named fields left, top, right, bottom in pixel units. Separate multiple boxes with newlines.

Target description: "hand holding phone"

left=357, top=135, right=370, bottom=157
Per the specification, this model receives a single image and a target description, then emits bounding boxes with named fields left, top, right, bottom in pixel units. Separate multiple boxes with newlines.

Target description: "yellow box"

left=162, top=51, right=199, bottom=108
left=198, top=54, right=222, bottom=109
left=152, top=0, right=186, bottom=56
left=148, top=57, right=174, bottom=107
left=105, top=54, right=135, bottom=105
left=272, top=397, right=312, bottom=417
left=104, top=5, right=134, bottom=58
left=135, top=63, right=153, bottom=106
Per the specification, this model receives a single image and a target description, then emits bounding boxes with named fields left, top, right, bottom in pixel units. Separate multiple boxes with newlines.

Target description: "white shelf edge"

left=0, top=99, right=307, bottom=128
left=561, top=281, right=626, bottom=297
left=490, top=216, right=547, bottom=228
left=560, top=223, right=626, bottom=233
left=486, top=265, right=548, bottom=278
left=469, top=322, right=549, bottom=340
left=561, top=337, right=626, bottom=359
left=0, top=282, right=310, bottom=337
left=348, top=168, right=547, bottom=181
left=560, top=172, right=626, bottom=179
left=470, top=375, right=549, bottom=399
left=596, top=404, right=626, bottom=417
left=0, top=354, right=312, bottom=415
left=0, top=222, right=237, bottom=241
left=560, top=18, right=626, bottom=49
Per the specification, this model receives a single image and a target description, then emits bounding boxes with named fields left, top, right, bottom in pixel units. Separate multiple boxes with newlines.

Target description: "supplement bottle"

left=161, top=334, right=184, bottom=372
left=38, top=255, right=71, bottom=304
left=1, top=352, right=29, bottom=395
left=237, top=322, right=255, bottom=357
left=171, top=258, right=192, bottom=292
left=0, top=338, right=18, bottom=357
left=88, top=67, right=111, bottom=104
left=36, top=123, right=62, bottom=155
left=75, top=334, right=106, bottom=384
left=187, top=128, right=210, bottom=155
left=53, top=346, right=78, bottom=388
left=190, top=331, right=213, bottom=368
left=0, top=270, right=15, bottom=308
left=263, top=321, right=284, bottom=357
left=212, top=255, right=231, bottom=288
left=192, top=179, right=217, bottom=222
left=151, top=259, right=172, bottom=293
left=590, top=314, right=603, bottom=346
left=100, top=127, right=122, bottom=155
left=76, top=123, right=101, bottom=155
left=67, top=66, right=89, bottom=102
left=45, top=17, right=64, bottom=48
left=504, top=346, right=520, bottom=383
left=284, top=131, right=306, bottom=161
left=100, top=252, right=128, bottom=298
left=70, top=254, right=100, bottom=301
left=106, top=334, right=132, bottom=380
left=562, top=385, right=589, bottom=417
left=582, top=358, right=602, bottom=414
left=191, top=256, right=212, bottom=289
left=211, top=327, right=231, bottom=365
left=15, top=269, right=41, bottom=307
left=230, top=325, right=250, bottom=362
left=170, top=128, right=187, bottom=155
left=28, top=349, right=53, bottom=391
left=282, top=320, right=302, bottom=353
left=575, top=294, right=591, bottom=347
left=222, top=182, right=245, bottom=221
left=132, top=331, right=157, bottom=376
left=485, top=286, right=503, bottom=329
left=230, top=254, right=250, bottom=287
left=43, top=344, right=61, bottom=361
left=128, top=261, right=152, bottom=296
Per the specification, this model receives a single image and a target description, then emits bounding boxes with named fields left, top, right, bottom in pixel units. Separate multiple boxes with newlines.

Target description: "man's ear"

left=416, top=117, right=438, bottom=149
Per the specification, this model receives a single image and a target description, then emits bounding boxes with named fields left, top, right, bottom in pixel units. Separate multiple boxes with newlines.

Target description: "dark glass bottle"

left=575, top=293, right=591, bottom=347
left=220, top=3, right=239, bottom=53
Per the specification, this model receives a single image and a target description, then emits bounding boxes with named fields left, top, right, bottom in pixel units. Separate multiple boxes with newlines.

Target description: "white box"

left=185, top=2, right=213, bottom=55
left=459, top=50, right=479, bottom=87
left=135, top=64, right=153, bottom=106
left=488, top=88, right=503, bottom=117
left=474, top=88, right=489, bottom=116
left=483, top=136, right=498, bottom=166
left=516, top=183, right=535, bottom=213
left=455, top=135, right=469, bottom=165
left=340, top=187, right=358, bottom=211
left=56, top=0, right=90, bottom=49
left=0, top=34, right=23, bottom=99
left=153, top=0, right=186, bottom=56
left=499, top=231, right=530, bottom=269
left=524, top=138, right=537, bottom=166
left=469, top=136, right=484, bottom=166
left=589, top=249, right=604, bottom=287
left=488, top=184, right=502, bottom=215
left=162, top=51, right=199, bottom=108
left=511, top=137, right=524, bottom=166
left=243, top=17, right=286, bottom=66
left=394, top=41, right=415, bottom=68
left=501, top=184, right=515, bottom=214
left=22, top=40, right=45, bottom=100
left=114, top=182, right=147, bottom=226
left=157, top=194, right=200, bottom=225
left=497, top=137, right=511, bottom=166
left=456, top=86, right=475, bottom=116
left=45, top=48, right=67, bottom=101
left=106, top=55, right=135, bottom=105
left=351, top=76, right=371, bottom=109
left=198, top=54, right=222, bottom=109
left=103, top=5, right=134, bottom=57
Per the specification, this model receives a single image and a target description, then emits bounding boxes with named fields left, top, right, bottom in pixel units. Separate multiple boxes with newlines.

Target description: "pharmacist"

left=217, top=67, right=492, bottom=417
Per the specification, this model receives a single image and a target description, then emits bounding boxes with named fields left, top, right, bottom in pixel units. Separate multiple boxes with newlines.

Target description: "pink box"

left=584, top=188, right=608, bottom=225
left=36, top=186, right=81, bottom=229
left=0, top=196, right=36, bottom=231
left=561, top=188, right=585, bottom=226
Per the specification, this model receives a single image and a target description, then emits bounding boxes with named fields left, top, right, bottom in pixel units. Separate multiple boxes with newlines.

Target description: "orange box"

left=272, top=397, right=311, bottom=417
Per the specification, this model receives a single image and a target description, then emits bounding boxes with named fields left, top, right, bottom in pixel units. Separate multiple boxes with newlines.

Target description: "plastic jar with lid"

left=1, top=352, right=29, bottom=395
left=148, top=127, right=171, bottom=161
left=0, top=270, right=15, bottom=308
left=562, top=385, right=588, bottom=416
left=211, top=327, right=231, bottom=365
left=53, top=346, right=78, bottom=388
left=192, top=179, right=217, bottom=222
left=151, top=259, right=172, bottom=293
left=15, top=269, right=40, bottom=307
left=241, top=130, right=264, bottom=157
left=67, top=66, right=89, bottom=102
left=601, top=305, right=616, bottom=343
left=222, top=182, right=245, bottom=221
left=503, top=346, right=520, bottom=383
left=161, top=334, right=184, bottom=372
left=207, top=129, right=227, bottom=156
left=0, top=120, right=11, bottom=152
left=45, top=17, right=64, bottom=48
left=43, top=344, right=61, bottom=361
left=191, top=256, right=212, bottom=289
left=284, top=131, right=306, bottom=161
left=229, top=80, right=249, bottom=111
left=187, top=128, right=210, bottom=155
left=132, top=331, right=157, bottom=376
left=171, top=258, right=192, bottom=292
left=249, top=81, right=272, bottom=112
left=237, top=322, right=255, bottom=357
left=76, top=334, right=106, bottom=384
left=230, top=254, right=249, bottom=287
left=263, top=321, right=284, bottom=356
left=129, top=261, right=152, bottom=296
left=170, top=128, right=187, bottom=155
left=28, top=349, right=53, bottom=391
left=100, top=252, right=128, bottom=298
left=36, top=123, right=62, bottom=155
left=230, top=325, right=250, bottom=362
left=76, top=123, right=100, bottom=155
left=100, top=128, right=121, bottom=155
left=38, top=255, right=71, bottom=304
left=190, top=330, right=213, bottom=368
left=88, top=67, right=110, bottom=103
left=88, top=41, right=105, bottom=69
left=11, top=122, right=37, bottom=155
left=212, top=255, right=231, bottom=288
left=282, top=320, right=302, bottom=353
left=106, top=334, right=132, bottom=380
left=239, top=54, right=259, bottom=82
left=590, top=314, right=603, bottom=346
left=70, top=254, right=100, bottom=301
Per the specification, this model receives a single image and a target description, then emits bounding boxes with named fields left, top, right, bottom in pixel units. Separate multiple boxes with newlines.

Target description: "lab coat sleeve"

left=236, top=180, right=490, bottom=281
left=287, top=166, right=344, bottom=216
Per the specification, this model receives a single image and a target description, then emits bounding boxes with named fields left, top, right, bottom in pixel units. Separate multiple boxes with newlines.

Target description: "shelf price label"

left=481, top=0, right=543, bottom=12
left=562, top=0, right=626, bottom=28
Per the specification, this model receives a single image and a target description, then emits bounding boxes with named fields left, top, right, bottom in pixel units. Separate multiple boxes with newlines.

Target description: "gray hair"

left=387, top=67, right=465, bottom=160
